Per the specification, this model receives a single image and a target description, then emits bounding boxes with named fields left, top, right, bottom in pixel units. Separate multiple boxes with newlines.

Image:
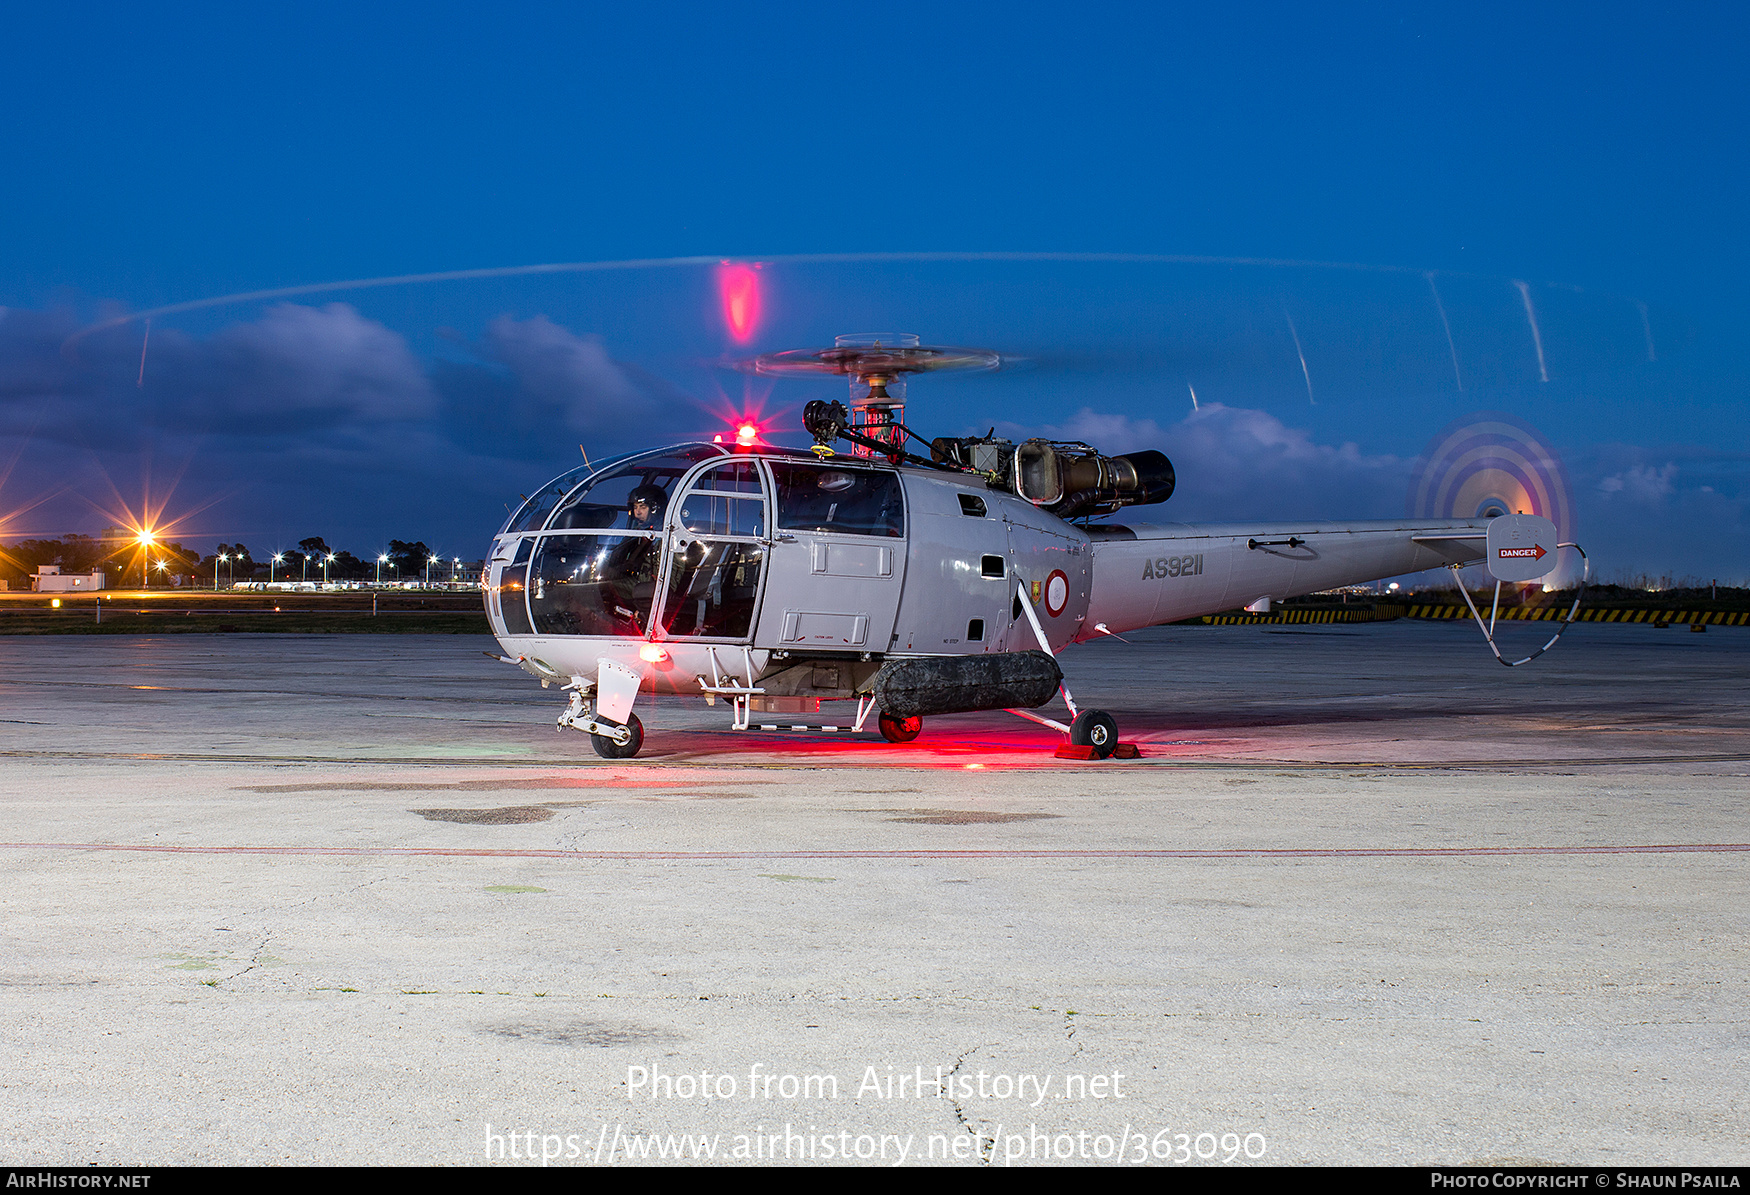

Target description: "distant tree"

left=161, top=542, right=197, bottom=569
left=388, top=539, right=432, bottom=579
left=7, top=539, right=62, bottom=571
left=59, top=534, right=103, bottom=573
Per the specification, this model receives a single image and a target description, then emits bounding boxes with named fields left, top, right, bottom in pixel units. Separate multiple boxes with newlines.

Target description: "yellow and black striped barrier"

left=1200, top=607, right=1403, bottom=625
left=1402, top=606, right=1749, bottom=625
left=1198, top=606, right=1748, bottom=626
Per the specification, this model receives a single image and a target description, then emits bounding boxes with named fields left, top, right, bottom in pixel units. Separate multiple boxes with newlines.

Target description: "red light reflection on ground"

left=652, top=720, right=1171, bottom=768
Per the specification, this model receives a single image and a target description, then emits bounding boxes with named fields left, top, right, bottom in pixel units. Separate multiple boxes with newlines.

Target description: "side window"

left=690, top=461, right=763, bottom=494
left=497, top=537, right=535, bottom=636
left=769, top=462, right=905, bottom=537
left=661, top=541, right=766, bottom=639
left=678, top=462, right=766, bottom=537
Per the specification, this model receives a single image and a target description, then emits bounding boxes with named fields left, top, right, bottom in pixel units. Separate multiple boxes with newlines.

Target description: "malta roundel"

left=1044, top=569, right=1069, bottom=617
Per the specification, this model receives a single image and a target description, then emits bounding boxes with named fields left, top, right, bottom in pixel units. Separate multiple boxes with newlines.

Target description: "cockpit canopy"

left=489, top=444, right=919, bottom=644
left=501, top=445, right=726, bottom=535
left=500, top=444, right=909, bottom=539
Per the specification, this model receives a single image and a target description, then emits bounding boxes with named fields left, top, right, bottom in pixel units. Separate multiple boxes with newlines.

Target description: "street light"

left=427, top=554, right=439, bottom=587
left=322, top=553, right=336, bottom=586
left=376, top=553, right=388, bottom=586
left=451, top=557, right=460, bottom=586
left=215, top=552, right=227, bottom=592
left=271, top=554, right=283, bottom=584
left=137, top=530, right=155, bottom=589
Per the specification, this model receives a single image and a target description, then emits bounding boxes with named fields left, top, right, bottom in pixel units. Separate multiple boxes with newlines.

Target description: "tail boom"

left=1083, top=518, right=1488, bottom=636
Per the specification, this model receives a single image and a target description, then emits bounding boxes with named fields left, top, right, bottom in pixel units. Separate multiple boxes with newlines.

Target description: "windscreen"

left=545, top=447, right=724, bottom=532
left=499, top=451, right=639, bottom=535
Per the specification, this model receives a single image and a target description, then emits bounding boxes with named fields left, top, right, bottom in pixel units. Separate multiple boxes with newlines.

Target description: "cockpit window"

left=544, top=446, right=722, bottom=532
left=527, top=533, right=667, bottom=637
left=769, top=462, right=905, bottom=537
left=501, top=461, right=603, bottom=535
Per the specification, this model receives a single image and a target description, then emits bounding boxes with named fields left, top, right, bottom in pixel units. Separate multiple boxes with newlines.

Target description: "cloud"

left=0, top=302, right=436, bottom=447
left=478, top=315, right=645, bottom=420
left=434, top=315, right=704, bottom=461
left=1596, top=462, right=1676, bottom=502
left=996, top=402, right=1412, bottom=521
left=151, top=303, right=437, bottom=434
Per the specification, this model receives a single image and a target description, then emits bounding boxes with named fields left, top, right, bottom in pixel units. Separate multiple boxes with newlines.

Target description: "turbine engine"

left=930, top=436, right=1175, bottom=520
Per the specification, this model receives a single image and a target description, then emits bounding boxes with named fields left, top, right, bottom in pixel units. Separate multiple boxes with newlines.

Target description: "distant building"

left=33, top=565, right=105, bottom=592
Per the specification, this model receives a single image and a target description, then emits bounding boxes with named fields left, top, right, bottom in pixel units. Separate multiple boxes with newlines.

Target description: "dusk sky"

left=2, top=3, right=1745, bottom=581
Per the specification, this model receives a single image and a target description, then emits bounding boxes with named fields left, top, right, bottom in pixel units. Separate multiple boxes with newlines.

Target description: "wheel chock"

left=1053, top=742, right=1143, bottom=760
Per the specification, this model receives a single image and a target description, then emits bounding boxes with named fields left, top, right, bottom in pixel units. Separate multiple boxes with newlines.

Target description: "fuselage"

left=484, top=443, right=1485, bottom=702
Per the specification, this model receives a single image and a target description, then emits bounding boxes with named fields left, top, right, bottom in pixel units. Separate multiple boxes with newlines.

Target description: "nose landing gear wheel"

left=878, top=713, right=922, bottom=743
left=590, top=712, right=644, bottom=759
left=1069, top=709, right=1118, bottom=759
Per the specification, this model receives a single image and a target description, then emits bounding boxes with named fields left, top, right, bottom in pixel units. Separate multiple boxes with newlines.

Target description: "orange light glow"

left=638, top=644, right=670, bottom=663
left=717, top=262, right=763, bottom=343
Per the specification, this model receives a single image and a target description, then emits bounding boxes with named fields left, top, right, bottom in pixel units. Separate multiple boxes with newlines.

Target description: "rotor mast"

left=838, top=333, right=911, bottom=458
left=750, top=334, right=1001, bottom=460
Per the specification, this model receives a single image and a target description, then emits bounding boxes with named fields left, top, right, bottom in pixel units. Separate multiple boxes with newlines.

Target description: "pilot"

left=606, top=484, right=667, bottom=629
left=627, top=484, right=665, bottom=534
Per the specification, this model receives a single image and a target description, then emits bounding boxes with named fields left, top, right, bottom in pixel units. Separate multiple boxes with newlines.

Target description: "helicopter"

left=482, top=334, right=1571, bottom=759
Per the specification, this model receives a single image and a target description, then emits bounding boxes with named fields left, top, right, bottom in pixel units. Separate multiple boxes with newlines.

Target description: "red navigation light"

left=717, top=262, right=763, bottom=344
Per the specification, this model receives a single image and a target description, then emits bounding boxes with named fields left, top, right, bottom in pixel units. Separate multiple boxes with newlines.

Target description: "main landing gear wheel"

left=1070, top=709, right=1118, bottom=759
left=878, top=713, right=922, bottom=743
left=590, top=712, right=644, bottom=759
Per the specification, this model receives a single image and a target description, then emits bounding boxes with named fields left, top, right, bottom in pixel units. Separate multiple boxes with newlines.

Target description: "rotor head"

left=750, top=335, right=1002, bottom=382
